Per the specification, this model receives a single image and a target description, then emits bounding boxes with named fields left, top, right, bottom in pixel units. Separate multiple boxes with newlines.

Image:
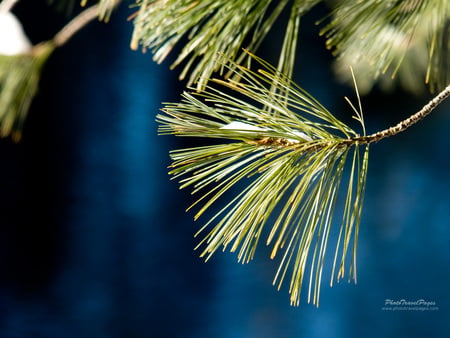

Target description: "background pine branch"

left=0, top=0, right=119, bottom=140
left=130, top=0, right=320, bottom=90
left=322, top=0, right=450, bottom=93
left=0, top=42, right=53, bottom=141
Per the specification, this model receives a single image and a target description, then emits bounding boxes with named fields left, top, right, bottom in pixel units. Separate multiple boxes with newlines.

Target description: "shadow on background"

left=0, top=2, right=449, bottom=338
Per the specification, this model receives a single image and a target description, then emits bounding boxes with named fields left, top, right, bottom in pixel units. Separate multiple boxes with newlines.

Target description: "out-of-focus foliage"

left=0, top=42, right=54, bottom=141
left=321, top=0, right=449, bottom=94
left=131, top=0, right=449, bottom=94
left=131, top=0, right=319, bottom=90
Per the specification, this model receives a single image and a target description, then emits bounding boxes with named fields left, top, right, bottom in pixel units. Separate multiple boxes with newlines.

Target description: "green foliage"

left=322, top=0, right=450, bottom=93
left=0, top=42, right=54, bottom=141
left=131, top=0, right=319, bottom=90
left=158, top=53, right=370, bottom=306
left=130, top=0, right=449, bottom=93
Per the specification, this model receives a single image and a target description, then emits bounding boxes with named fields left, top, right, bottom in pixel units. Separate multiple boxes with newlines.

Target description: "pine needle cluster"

left=321, top=0, right=450, bottom=93
left=0, top=42, right=54, bottom=141
left=131, top=0, right=319, bottom=90
left=130, top=0, right=449, bottom=93
left=158, top=53, right=370, bottom=306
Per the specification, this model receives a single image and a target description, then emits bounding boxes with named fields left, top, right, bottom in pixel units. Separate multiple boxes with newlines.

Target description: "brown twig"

left=352, top=84, right=450, bottom=144
left=0, top=0, right=19, bottom=13
left=53, top=1, right=120, bottom=48
left=254, top=84, right=450, bottom=151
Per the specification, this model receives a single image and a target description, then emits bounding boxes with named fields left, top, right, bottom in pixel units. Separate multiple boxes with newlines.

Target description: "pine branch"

left=0, top=1, right=120, bottom=140
left=2, top=0, right=448, bottom=306
left=158, top=52, right=370, bottom=306
left=352, top=84, right=450, bottom=144
left=158, top=49, right=450, bottom=305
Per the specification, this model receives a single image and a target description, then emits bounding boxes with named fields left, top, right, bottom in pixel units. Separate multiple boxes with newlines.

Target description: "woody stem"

left=352, top=84, right=450, bottom=145
left=53, top=1, right=120, bottom=48
left=0, top=0, right=19, bottom=13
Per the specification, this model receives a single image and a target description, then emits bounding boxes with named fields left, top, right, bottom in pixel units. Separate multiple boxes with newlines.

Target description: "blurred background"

left=0, top=1, right=449, bottom=337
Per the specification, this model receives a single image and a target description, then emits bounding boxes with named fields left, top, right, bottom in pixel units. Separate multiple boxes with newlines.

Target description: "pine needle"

left=96, top=0, right=121, bottom=22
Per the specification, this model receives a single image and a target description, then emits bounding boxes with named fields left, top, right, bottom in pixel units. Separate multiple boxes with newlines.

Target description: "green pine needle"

left=131, top=0, right=319, bottom=90
left=97, top=0, right=120, bottom=22
left=158, top=52, right=370, bottom=306
left=0, top=42, right=54, bottom=141
left=321, top=0, right=449, bottom=93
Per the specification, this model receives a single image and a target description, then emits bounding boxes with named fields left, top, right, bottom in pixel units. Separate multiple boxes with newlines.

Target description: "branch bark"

left=353, top=84, right=450, bottom=144
left=0, top=0, right=19, bottom=13
left=52, top=1, right=121, bottom=48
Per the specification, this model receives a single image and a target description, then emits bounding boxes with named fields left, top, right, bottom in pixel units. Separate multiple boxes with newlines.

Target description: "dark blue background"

left=0, top=2, right=449, bottom=337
